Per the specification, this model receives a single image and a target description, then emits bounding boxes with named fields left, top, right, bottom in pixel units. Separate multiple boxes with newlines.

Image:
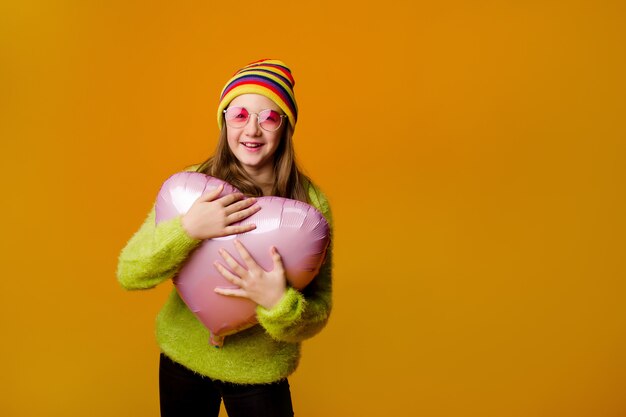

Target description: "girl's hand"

left=181, top=185, right=261, bottom=240
left=213, top=240, right=287, bottom=310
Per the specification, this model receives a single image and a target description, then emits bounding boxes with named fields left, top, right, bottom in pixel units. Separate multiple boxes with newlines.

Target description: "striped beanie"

left=217, top=59, right=298, bottom=131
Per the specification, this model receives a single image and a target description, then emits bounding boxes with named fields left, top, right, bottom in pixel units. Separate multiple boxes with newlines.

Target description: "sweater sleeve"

left=116, top=205, right=202, bottom=290
left=256, top=186, right=334, bottom=343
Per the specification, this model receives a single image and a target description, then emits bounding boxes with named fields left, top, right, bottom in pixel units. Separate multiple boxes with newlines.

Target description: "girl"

left=117, top=59, right=333, bottom=417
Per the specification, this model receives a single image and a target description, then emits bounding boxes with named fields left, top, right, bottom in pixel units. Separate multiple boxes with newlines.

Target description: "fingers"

left=216, top=192, right=247, bottom=207
left=226, top=205, right=261, bottom=226
left=234, top=240, right=260, bottom=271
left=222, top=223, right=257, bottom=235
left=196, top=186, right=248, bottom=208
left=214, top=287, right=247, bottom=298
left=200, top=190, right=262, bottom=227
left=218, top=248, right=248, bottom=276
left=196, top=184, right=224, bottom=202
left=223, top=197, right=258, bottom=216
left=271, top=246, right=285, bottom=273
left=224, top=200, right=262, bottom=225
left=213, top=261, right=244, bottom=287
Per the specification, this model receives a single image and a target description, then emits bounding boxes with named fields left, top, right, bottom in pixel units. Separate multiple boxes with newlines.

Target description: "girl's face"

left=225, top=94, right=286, bottom=174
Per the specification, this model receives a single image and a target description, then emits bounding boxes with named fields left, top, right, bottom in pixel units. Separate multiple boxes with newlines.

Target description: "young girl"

left=117, top=59, right=333, bottom=417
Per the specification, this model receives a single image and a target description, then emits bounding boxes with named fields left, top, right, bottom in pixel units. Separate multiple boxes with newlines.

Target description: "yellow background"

left=1, top=1, right=625, bottom=416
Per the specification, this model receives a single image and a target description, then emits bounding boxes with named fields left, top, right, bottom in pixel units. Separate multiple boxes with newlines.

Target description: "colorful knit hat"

left=217, top=59, right=298, bottom=131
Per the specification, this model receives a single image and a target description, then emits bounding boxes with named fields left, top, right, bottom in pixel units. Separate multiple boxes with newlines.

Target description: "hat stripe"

left=237, top=68, right=293, bottom=89
left=240, top=59, right=295, bottom=81
left=221, top=75, right=297, bottom=118
left=238, top=64, right=295, bottom=86
left=220, top=70, right=294, bottom=100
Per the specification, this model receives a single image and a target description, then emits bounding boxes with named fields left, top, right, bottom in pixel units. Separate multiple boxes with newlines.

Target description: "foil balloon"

left=155, top=172, right=330, bottom=344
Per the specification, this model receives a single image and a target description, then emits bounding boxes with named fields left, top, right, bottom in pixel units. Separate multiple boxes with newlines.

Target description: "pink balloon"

left=155, top=172, right=330, bottom=339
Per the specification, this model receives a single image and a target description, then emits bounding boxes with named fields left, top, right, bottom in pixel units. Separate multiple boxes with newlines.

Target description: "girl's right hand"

left=181, top=184, right=261, bottom=240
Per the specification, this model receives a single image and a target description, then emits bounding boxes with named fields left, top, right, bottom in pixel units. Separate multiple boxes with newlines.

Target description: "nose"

left=244, top=113, right=262, bottom=136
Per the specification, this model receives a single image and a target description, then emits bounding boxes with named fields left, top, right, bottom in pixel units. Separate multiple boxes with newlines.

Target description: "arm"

left=256, top=248, right=333, bottom=343
left=256, top=187, right=334, bottom=343
left=116, top=205, right=201, bottom=290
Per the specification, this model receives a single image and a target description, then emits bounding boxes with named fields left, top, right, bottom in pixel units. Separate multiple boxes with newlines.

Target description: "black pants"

left=159, top=353, right=294, bottom=417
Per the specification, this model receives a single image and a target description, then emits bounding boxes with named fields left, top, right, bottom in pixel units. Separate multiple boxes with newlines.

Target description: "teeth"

left=243, top=143, right=262, bottom=148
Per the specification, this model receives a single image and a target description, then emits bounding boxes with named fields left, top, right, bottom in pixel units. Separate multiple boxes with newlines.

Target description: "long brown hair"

left=195, top=123, right=312, bottom=203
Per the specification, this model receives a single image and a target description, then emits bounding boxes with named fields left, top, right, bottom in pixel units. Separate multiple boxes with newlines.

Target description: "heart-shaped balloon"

left=155, top=172, right=330, bottom=340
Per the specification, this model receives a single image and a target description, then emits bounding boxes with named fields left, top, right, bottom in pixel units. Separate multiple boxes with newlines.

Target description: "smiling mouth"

left=241, top=142, right=264, bottom=148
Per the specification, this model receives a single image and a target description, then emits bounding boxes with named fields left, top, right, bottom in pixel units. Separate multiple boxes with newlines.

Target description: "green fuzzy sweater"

left=116, top=171, right=333, bottom=384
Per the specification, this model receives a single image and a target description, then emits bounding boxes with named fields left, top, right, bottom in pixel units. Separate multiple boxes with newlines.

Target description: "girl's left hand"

left=213, top=240, right=287, bottom=310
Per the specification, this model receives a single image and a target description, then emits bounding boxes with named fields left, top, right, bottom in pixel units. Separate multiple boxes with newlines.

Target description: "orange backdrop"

left=1, top=1, right=625, bottom=416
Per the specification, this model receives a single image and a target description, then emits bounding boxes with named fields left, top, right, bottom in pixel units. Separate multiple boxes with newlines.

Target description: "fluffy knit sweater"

left=116, top=171, right=333, bottom=385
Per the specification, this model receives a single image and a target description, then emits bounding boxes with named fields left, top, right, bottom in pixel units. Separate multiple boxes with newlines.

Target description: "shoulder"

left=183, top=163, right=201, bottom=172
left=305, top=180, right=333, bottom=227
